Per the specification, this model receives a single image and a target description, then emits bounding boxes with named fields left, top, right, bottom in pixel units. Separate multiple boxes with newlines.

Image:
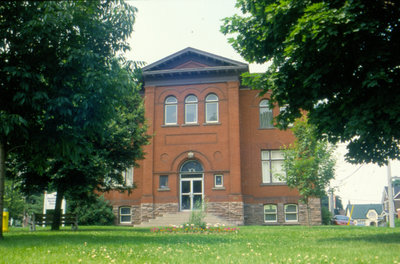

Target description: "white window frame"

left=261, top=150, right=285, bottom=184
left=284, top=204, right=298, bottom=222
left=214, top=174, right=223, bottom=188
left=259, top=99, right=274, bottom=128
left=185, top=95, right=198, bottom=124
left=205, top=93, right=219, bottom=123
left=165, top=96, right=178, bottom=125
left=119, top=207, right=132, bottom=224
left=264, top=204, right=278, bottom=223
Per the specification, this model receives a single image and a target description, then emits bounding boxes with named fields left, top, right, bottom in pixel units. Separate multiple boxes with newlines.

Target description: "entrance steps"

left=135, top=211, right=234, bottom=227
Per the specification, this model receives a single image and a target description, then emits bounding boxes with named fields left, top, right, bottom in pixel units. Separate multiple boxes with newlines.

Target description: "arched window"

left=259, top=99, right=273, bottom=128
left=284, top=204, right=298, bottom=222
left=180, top=160, right=203, bottom=173
left=165, top=96, right=177, bottom=125
left=185, top=95, right=198, bottom=124
left=205, top=93, right=219, bottom=123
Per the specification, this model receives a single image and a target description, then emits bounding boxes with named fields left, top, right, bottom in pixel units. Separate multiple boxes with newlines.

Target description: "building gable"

left=346, top=204, right=383, bottom=220
left=142, top=47, right=248, bottom=86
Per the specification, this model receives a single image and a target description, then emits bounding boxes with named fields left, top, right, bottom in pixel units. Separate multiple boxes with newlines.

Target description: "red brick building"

left=103, top=48, right=321, bottom=225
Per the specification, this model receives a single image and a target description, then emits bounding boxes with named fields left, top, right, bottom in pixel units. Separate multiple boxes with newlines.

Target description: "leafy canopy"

left=222, top=0, right=400, bottom=165
left=282, top=117, right=336, bottom=204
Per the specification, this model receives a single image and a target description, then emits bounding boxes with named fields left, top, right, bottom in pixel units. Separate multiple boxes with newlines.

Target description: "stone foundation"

left=207, top=201, right=244, bottom=225
left=244, top=198, right=321, bottom=225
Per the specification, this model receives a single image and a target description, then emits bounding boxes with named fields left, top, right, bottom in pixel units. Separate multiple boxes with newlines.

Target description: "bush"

left=321, top=207, right=332, bottom=225
left=68, top=195, right=114, bottom=225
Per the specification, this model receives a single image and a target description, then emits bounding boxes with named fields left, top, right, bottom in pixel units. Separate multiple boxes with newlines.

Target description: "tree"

left=282, top=117, right=336, bottom=225
left=222, top=0, right=400, bottom=165
left=0, top=1, right=147, bottom=236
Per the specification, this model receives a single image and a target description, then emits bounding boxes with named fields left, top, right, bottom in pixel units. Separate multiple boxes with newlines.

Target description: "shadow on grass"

left=0, top=227, right=239, bottom=248
left=318, top=230, right=400, bottom=244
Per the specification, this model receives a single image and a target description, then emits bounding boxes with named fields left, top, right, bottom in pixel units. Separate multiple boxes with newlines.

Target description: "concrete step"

left=135, top=211, right=234, bottom=227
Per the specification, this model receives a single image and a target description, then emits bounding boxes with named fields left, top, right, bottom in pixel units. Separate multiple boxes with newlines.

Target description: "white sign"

left=43, top=192, right=66, bottom=214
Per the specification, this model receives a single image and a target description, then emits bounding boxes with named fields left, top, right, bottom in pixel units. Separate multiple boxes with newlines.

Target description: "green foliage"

left=0, top=1, right=149, bottom=233
left=321, top=207, right=332, bottom=225
left=282, top=117, right=336, bottom=205
left=68, top=195, right=114, bottom=226
left=222, top=0, right=400, bottom=165
left=187, top=200, right=207, bottom=229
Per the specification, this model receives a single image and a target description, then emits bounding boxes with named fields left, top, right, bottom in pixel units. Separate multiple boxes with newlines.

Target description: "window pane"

left=185, top=95, right=198, bottom=103
left=181, top=181, right=190, bottom=193
left=286, top=213, right=297, bottom=221
left=193, top=195, right=202, bottom=209
left=180, top=161, right=203, bottom=172
left=264, top=205, right=277, bottom=213
left=265, top=214, right=277, bottom=221
left=181, top=195, right=190, bottom=210
left=215, top=175, right=223, bottom=186
left=193, top=180, right=202, bottom=193
left=285, top=204, right=297, bottom=213
left=262, top=161, right=271, bottom=183
left=120, top=207, right=131, bottom=215
left=206, top=102, right=218, bottom=122
left=261, top=151, right=269, bottom=160
left=206, top=94, right=218, bottom=102
left=271, top=150, right=284, bottom=160
left=185, top=104, right=197, bottom=123
left=160, top=175, right=168, bottom=188
left=165, top=96, right=177, bottom=104
left=120, top=215, right=131, bottom=223
left=259, top=100, right=269, bottom=107
left=271, top=160, right=285, bottom=182
left=165, top=105, right=177, bottom=124
left=260, top=107, right=273, bottom=128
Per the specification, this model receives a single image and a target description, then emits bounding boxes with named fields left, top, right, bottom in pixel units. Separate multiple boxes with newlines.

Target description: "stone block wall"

left=207, top=201, right=244, bottom=225
left=244, top=198, right=321, bottom=225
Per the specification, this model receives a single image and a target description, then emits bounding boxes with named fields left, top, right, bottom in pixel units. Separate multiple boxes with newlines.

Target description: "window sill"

left=158, top=187, right=170, bottom=192
left=258, top=127, right=276, bottom=130
left=212, top=187, right=225, bottom=190
left=162, top=124, right=179, bottom=128
left=182, top=123, right=200, bottom=127
left=203, top=122, right=221, bottom=126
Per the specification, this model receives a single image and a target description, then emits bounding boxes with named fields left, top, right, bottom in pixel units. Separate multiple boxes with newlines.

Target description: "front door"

left=180, top=177, right=203, bottom=210
left=179, top=160, right=204, bottom=211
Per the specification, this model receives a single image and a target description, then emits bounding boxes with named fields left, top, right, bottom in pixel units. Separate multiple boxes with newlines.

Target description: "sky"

left=125, top=0, right=400, bottom=205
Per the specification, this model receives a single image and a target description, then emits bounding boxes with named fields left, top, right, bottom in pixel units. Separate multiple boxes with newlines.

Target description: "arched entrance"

left=180, top=160, right=204, bottom=211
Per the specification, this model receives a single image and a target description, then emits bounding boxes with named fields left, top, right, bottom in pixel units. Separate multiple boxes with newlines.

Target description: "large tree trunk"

left=0, top=142, right=6, bottom=239
left=51, top=184, right=65, bottom=231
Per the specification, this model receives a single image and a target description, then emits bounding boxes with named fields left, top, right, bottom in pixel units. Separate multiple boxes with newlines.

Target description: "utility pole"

left=328, top=188, right=335, bottom=214
left=387, top=160, right=395, bottom=228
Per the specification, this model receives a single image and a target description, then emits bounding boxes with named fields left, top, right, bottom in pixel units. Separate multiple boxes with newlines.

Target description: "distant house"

left=345, top=204, right=384, bottom=226
left=382, top=186, right=400, bottom=219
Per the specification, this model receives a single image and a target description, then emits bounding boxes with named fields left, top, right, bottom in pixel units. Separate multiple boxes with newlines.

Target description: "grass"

left=1, top=225, right=400, bottom=264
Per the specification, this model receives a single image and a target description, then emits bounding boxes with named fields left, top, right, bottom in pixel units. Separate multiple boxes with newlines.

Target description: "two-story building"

left=103, top=48, right=321, bottom=226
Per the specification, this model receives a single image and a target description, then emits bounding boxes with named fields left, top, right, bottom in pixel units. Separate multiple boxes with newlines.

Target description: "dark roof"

left=346, top=204, right=383, bottom=219
left=142, top=47, right=249, bottom=86
left=384, top=186, right=400, bottom=199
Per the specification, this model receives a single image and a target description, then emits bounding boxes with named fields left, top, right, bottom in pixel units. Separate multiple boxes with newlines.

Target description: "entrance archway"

left=180, top=160, right=204, bottom=211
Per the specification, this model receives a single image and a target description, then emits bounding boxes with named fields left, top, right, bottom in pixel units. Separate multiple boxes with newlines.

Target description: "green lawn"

left=1, top=225, right=399, bottom=264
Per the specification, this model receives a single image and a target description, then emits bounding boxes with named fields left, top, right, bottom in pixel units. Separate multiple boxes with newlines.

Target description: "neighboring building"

left=382, top=186, right=400, bottom=219
left=103, top=48, right=321, bottom=226
left=345, top=204, right=385, bottom=226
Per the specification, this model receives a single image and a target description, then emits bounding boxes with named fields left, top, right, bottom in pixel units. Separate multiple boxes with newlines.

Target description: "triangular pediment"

left=143, top=47, right=248, bottom=72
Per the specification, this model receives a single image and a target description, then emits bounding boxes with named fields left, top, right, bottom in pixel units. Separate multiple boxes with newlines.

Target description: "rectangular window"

left=159, top=175, right=169, bottom=189
left=165, top=104, right=177, bottom=125
left=120, top=207, right=131, bottom=224
left=206, top=102, right=218, bottom=122
left=214, top=174, right=223, bottom=188
left=185, top=104, right=198, bottom=124
left=122, top=167, right=134, bottom=186
left=264, top=204, right=277, bottom=222
left=285, top=204, right=298, bottom=222
left=261, top=150, right=285, bottom=184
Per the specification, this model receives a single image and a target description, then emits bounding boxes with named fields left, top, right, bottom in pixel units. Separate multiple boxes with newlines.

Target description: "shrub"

left=321, top=207, right=332, bottom=225
left=68, top=195, right=114, bottom=225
